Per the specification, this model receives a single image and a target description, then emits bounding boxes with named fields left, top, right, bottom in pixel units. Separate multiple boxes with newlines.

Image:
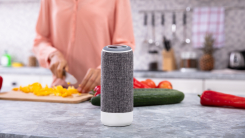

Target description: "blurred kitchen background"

left=1, top=0, right=245, bottom=94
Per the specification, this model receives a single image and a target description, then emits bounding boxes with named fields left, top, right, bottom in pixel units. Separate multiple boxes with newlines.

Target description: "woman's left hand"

left=78, top=68, right=101, bottom=93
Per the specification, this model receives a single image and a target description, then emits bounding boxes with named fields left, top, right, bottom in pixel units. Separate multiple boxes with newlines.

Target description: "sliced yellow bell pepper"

left=12, top=82, right=80, bottom=97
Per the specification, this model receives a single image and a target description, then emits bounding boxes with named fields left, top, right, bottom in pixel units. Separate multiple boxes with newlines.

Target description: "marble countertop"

left=0, top=94, right=244, bottom=138
left=1, top=67, right=245, bottom=80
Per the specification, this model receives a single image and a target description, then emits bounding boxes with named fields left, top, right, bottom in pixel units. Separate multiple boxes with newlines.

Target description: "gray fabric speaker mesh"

left=101, top=50, right=133, bottom=113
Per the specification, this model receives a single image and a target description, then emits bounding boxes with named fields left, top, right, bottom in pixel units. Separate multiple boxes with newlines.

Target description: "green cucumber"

left=91, top=88, right=184, bottom=107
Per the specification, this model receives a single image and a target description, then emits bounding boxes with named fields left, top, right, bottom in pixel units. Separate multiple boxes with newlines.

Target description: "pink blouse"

left=33, top=0, right=135, bottom=86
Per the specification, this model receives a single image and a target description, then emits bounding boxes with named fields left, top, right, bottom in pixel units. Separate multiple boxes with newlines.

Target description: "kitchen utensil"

left=172, top=12, right=176, bottom=33
left=182, top=12, right=190, bottom=45
left=63, top=70, right=77, bottom=84
left=141, top=12, right=148, bottom=46
left=143, top=12, right=148, bottom=40
left=101, top=45, right=133, bottom=126
left=140, top=12, right=150, bottom=70
left=161, top=13, right=168, bottom=51
left=228, top=51, right=245, bottom=70
left=148, top=13, right=160, bottom=70
left=148, top=13, right=155, bottom=45
left=171, top=12, right=178, bottom=46
left=164, top=37, right=171, bottom=51
left=0, top=91, right=92, bottom=103
left=161, top=13, right=165, bottom=46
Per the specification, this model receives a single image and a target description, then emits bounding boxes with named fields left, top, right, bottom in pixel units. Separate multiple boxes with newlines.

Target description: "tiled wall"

left=0, top=0, right=39, bottom=65
left=1, top=0, right=245, bottom=70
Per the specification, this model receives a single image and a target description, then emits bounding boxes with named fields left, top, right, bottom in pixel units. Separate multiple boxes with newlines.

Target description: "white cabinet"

left=1, top=74, right=53, bottom=90
left=137, top=78, right=245, bottom=94
left=1, top=74, right=41, bottom=87
left=204, top=80, right=245, bottom=94
left=40, top=75, right=53, bottom=87
left=136, top=78, right=203, bottom=94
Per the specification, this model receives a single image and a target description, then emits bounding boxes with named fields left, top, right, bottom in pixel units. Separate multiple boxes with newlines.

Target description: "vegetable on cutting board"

left=91, top=88, right=184, bottom=107
left=12, top=82, right=80, bottom=97
left=199, top=90, right=245, bottom=109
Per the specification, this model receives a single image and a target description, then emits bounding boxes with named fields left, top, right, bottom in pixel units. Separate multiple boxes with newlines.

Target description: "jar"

left=180, top=51, right=197, bottom=72
left=148, top=50, right=159, bottom=71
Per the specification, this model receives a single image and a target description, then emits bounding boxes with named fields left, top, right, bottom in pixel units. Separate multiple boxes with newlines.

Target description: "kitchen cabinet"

left=137, top=78, right=203, bottom=94
left=204, top=79, right=245, bottom=94
left=137, top=78, right=245, bottom=94
left=1, top=74, right=40, bottom=87
left=40, top=75, right=53, bottom=86
left=1, top=74, right=52, bottom=88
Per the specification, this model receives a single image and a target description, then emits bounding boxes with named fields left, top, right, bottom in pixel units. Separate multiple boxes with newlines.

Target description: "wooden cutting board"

left=0, top=91, right=93, bottom=104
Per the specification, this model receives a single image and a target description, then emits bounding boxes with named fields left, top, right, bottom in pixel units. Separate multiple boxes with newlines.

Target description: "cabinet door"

left=204, top=80, right=245, bottom=94
left=136, top=78, right=203, bottom=93
left=1, top=74, right=41, bottom=88
left=40, top=75, right=53, bottom=86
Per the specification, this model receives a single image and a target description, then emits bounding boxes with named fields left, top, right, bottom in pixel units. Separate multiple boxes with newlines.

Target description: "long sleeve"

left=32, top=0, right=57, bottom=68
left=112, top=0, right=135, bottom=50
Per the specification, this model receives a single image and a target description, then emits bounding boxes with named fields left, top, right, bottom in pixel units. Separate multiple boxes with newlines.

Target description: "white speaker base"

left=101, top=111, right=133, bottom=126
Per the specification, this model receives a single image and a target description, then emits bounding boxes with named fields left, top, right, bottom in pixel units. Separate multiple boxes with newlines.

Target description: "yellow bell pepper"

left=12, top=82, right=80, bottom=97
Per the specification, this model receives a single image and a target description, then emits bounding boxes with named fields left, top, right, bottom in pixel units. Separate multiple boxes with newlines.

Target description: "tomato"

left=157, top=81, right=173, bottom=89
left=141, top=79, right=156, bottom=88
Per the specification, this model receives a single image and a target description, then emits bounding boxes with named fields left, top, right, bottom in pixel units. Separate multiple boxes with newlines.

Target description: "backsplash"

left=0, top=0, right=245, bottom=70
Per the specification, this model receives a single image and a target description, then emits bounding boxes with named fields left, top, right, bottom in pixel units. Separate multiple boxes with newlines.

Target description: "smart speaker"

left=101, top=45, right=133, bottom=126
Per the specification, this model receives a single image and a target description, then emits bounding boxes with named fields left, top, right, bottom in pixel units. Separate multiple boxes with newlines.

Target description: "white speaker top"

left=102, top=45, right=132, bottom=53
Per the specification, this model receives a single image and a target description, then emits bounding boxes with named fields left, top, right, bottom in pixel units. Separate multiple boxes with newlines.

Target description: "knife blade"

left=63, top=70, right=77, bottom=84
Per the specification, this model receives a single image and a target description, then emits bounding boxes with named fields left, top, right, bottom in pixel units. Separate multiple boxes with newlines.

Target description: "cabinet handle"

left=12, top=82, right=17, bottom=86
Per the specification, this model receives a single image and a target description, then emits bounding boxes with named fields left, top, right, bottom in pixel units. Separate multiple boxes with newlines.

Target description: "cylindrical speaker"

left=101, top=45, right=133, bottom=126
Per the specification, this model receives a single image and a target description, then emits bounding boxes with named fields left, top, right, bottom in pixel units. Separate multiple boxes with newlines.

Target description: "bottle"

left=1, top=50, right=12, bottom=67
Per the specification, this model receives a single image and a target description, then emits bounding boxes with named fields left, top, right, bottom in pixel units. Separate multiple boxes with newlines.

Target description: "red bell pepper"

left=0, top=76, right=2, bottom=91
left=199, top=90, right=245, bottom=109
left=93, top=86, right=101, bottom=97
left=133, top=78, right=150, bottom=88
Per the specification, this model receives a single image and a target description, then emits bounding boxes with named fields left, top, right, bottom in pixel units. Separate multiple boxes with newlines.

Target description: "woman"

left=33, top=0, right=135, bottom=93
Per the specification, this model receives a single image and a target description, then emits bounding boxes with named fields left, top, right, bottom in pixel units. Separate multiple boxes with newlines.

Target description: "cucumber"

left=91, top=88, right=184, bottom=107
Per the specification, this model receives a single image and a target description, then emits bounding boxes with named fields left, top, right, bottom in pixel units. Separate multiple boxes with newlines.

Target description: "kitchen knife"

left=63, top=70, right=77, bottom=84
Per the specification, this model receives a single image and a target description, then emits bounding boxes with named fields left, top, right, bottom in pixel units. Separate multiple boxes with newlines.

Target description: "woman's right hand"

left=48, top=51, right=68, bottom=79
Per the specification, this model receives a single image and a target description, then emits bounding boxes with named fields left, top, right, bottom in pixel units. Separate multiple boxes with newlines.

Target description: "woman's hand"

left=78, top=68, right=101, bottom=93
left=49, top=51, right=68, bottom=79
